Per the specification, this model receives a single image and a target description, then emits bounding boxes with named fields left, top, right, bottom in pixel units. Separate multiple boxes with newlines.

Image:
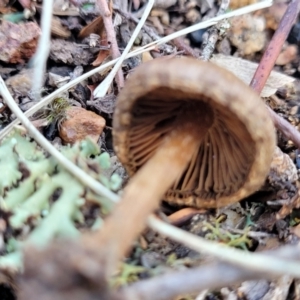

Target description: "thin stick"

left=122, top=245, right=300, bottom=300
left=96, top=0, right=124, bottom=91
left=0, top=77, right=119, bottom=206
left=250, top=0, right=300, bottom=93
left=147, top=216, right=300, bottom=278
left=31, top=0, right=53, bottom=101
left=250, top=0, right=300, bottom=148
left=93, top=0, right=155, bottom=98
left=122, top=262, right=262, bottom=300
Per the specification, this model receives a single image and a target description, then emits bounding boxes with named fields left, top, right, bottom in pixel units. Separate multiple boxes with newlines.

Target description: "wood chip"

left=211, top=54, right=295, bottom=97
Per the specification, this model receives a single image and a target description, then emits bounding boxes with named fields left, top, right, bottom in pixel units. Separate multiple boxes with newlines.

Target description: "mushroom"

left=98, top=57, right=276, bottom=274
left=113, top=57, right=276, bottom=208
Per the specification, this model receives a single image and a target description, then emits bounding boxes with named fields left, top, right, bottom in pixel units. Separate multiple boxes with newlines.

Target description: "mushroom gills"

left=167, top=108, right=255, bottom=203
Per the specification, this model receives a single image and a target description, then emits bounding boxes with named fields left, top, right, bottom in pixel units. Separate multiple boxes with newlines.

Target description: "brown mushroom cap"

left=113, top=58, right=276, bottom=208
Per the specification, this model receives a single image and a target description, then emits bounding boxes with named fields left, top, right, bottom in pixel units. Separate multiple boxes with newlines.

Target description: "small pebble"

left=59, top=107, right=106, bottom=144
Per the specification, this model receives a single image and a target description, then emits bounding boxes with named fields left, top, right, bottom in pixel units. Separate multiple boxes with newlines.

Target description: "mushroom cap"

left=113, top=58, right=276, bottom=208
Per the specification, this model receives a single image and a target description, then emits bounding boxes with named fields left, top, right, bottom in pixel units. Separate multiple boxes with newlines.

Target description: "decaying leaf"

left=5, top=69, right=36, bottom=101
left=78, top=15, right=111, bottom=66
left=211, top=54, right=295, bottom=97
left=79, top=16, right=104, bottom=39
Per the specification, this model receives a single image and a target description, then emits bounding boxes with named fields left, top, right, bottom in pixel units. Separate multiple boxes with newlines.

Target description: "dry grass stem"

left=122, top=244, right=300, bottom=300
left=147, top=216, right=300, bottom=278
left=31, top=0, right=54, bottom=101
left=93, top=0, right=155, bottom=98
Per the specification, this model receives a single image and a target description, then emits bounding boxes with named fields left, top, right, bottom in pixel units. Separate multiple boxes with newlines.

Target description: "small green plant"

left=43, top=97, right=70, bottom=128
left=203, top=219, right=252, bottom=250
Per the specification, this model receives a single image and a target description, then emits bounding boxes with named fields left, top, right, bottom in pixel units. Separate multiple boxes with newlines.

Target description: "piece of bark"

left=50, top=39, right=94, bottom=66
left=211, top=54, right=295, bottom=98
left=0, top=21, right=41, bottom=63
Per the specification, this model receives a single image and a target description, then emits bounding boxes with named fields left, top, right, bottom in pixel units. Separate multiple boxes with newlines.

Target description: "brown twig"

left=250, top=0, right=300, bottom=148
left=96, top=0, right=124, bottom=90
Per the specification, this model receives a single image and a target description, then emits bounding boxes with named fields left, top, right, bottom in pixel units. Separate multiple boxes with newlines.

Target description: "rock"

left=228, top=14, right=266, bottom=56
left=0, top=21, right=40, bottom=63
left=59, top=107, right=106, bottom=144
left=5, top=69, right=36, bottom=102
left=276, top=45, right=298, bottom=66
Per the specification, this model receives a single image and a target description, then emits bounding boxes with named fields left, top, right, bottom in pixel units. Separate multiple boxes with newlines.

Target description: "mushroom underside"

left=125, top=88, right=255, bottom=206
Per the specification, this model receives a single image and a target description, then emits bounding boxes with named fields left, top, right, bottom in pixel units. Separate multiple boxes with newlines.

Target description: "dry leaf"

left=92, top=31, right=110, bottom=66
left=79, top=16, right=104, bottom=39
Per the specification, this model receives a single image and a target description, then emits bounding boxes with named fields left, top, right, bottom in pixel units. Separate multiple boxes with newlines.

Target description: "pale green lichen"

left=0, top=131, right=121, bottom=271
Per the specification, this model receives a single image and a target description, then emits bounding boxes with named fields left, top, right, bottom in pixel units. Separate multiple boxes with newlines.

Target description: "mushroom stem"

left=96, top=102, right=214, bottom=275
